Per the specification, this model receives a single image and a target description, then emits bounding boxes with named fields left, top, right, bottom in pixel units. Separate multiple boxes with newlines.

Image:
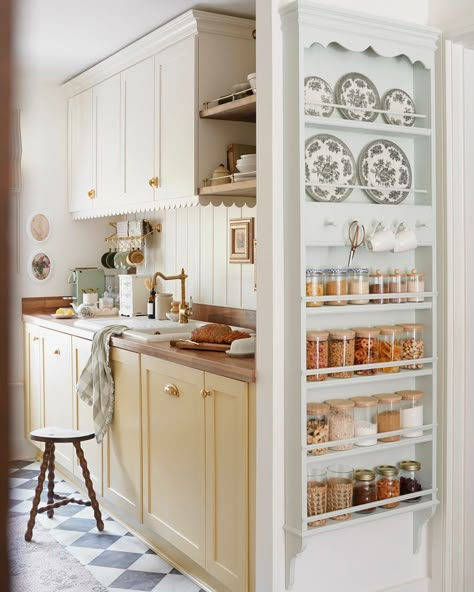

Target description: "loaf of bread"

left=190, top=323, right=251, bottom=344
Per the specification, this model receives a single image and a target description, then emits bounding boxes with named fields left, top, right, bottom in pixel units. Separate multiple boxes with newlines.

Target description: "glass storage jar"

left=353, top=469, right=377, bottom=513
left=397, top=389, right=424, bottom=437
left=399, top=460, right=422, bottom=502
left=327, top=398, right=355, bottom=451
left=353, top=327, right=380, bottom=375
left=369, top=269, right=388, bottom=304
left=306, top=331, right=329, bottom=382
left=399, top=323, right=424, bottom=369
left=378, top=325, right=403, bottom=373
left=306, top=269, right=324, bottom=307
left=351, top=396, right=378, bottom=446
left=376, top=465, right=400, bottom=508
left=324, top=268, right=348, bottom=306
left=306, top=402, right=329, bottom=455
left=348, top=267, right=370, bottom=304
left=375, top=393, right=402, bottom=442
left=307, top=467, right=327, bottom=526
left=327, top=464, right=353, bottom=521
left=407, top=268, right=425, bottom=302
left=328, top=329, right=355, bottom=378
left=388, top=268, right=407, bottom=303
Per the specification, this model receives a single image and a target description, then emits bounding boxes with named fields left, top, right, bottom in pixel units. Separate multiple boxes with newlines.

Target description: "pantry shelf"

left=306, top=302, right=433, bottom=314
left=306, top=367, right=433, bottom=390
left=199, top=94, right=256, bottom=122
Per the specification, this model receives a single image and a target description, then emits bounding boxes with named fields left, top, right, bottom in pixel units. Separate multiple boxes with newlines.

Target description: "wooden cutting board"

left=170, top=340, right=230, bottom=352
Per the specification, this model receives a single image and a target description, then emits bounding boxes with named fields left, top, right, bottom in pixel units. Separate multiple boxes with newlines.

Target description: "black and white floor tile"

left=9, top=460, right=207, bottom=592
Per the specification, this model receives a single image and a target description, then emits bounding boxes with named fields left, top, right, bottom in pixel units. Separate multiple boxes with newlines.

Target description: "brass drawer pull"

left=87, top=189, right=95, bottom=199
left=33, top=336, right=39, bottom=342
left=164, top=384, right=179, bottom=397
left=53, top=349, right=60, bottom=355
left=201, top=389, right=211, bottom=399
left=148, top=177, right=159, bottom=188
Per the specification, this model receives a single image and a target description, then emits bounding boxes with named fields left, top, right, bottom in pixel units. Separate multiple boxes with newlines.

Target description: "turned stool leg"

left=25, top=443, right=52, bottom=542
left=47, top=443, right=56, bottom=518
left=73, top=442, right=104, bottom=531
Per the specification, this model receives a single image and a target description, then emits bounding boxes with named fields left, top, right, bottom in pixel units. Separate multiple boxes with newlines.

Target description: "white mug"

left=393, top=222, right=417, bottom=252
left=366, top=223, right=395, bottom=252
left=156, top=293, right=173, bottom=320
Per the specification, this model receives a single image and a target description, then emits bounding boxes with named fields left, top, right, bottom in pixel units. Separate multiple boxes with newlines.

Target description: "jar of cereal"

left=327, top=398, right=355, bottom=451
left=306, top=269, right=324, bottom=307
left=328, top=329, right=355, bottom=378
left=399, top=323, right=424, bottom=369
left=377, top=325, right=403, bottom=373
left=348, top=268, right=369, bottom=305
left=306, top=402, right=329, bottom=455
left=306, top=331, right=329, bottom=382
left=376, top=465, right=400, bottom=508
left=324, top=268, right=348, bottom=306
left=353, top=327, right=380, bottom=375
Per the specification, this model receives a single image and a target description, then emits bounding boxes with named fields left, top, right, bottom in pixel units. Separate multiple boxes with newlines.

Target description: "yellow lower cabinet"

left=72, top=337, right=102, bottom=495
left=24, top=324, right=43, bottom=440
left=141, top=356, right=206, bottom=565
left=103, top=348, right=142, bottom=522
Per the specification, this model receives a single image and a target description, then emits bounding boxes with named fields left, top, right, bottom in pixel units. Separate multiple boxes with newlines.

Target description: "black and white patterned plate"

left=304, top=76, right=335, bottom=117
left=335, top=72, right=380, bottom=122
left=382, top=88, right=416, bottom=126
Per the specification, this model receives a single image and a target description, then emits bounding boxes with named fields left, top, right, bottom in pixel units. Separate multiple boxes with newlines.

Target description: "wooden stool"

left=25, top=427, right=104, bottom=542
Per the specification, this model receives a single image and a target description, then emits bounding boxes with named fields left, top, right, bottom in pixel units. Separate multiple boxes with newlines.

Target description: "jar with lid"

left=396, top=389, right=424, bottom=437
left=327, top=464, right=353, bottom=521
left=306, top=402, right=329, bottom=455
left=369, top=269, right=388, bottom=304
left=306, top=269, right=324, bottom=307
left=375, top=393, right=401, bottom=442
left=353, top=327, right=380, bottom=375
left=348, top=268, right=369, bottom=305
left=388, top=268, right=407, bottom=303
left=351, top=396, right=377, bottom=446
left=378, top=326, right=403, bottom=373
left=327, top=399, right=355, bottom=450
left=376, top=465, right=400, bottom=508
left=407, top=269, right=425, bottom=302
left=307, top=467, right=327, bottom=526
left=306, top=331, right=329, bottom=382
left=399, top=323, right=424, bottom=369
left=328, top=329, right=355, bottom=378
left=353, top=469, right=377, bottom=513
left=399, top=460, right=422, bottom=502
left=324, top=268, right=348, bottom=306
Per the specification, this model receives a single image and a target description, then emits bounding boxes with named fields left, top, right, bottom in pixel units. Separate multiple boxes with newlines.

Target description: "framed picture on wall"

left=229, top=217, right=255, bottom=264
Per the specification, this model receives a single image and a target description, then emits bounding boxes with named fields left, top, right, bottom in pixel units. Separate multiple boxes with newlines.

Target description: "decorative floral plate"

left=382, top=88, right=416, bottom=126
left=335, top=72, right=380, bottom=122
left=304, top=76, right=335, bottom=117
left=358, top=139, right=412, bottom=204
left=305, top=134, right=356, bottom=202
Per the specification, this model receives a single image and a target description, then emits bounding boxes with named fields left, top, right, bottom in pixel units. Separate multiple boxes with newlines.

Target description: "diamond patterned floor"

left=9, top=460, right=207, bottom=592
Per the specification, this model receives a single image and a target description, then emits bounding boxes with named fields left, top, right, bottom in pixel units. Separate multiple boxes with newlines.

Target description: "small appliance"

left=67, top=268, right=105, bottom=306
left=119, top=274, right=151, bottom=317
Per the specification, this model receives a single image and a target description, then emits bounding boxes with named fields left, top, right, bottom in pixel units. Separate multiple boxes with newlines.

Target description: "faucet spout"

left=151, top=268, right=192, bottom=323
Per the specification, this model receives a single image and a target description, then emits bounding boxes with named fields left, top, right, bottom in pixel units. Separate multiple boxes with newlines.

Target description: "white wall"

left=430, top=0, right=474, bottom=30
left=309, top=0, right=429, bottom=24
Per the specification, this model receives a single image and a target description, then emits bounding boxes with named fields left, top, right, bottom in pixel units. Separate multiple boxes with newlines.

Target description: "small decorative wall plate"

left=305, top=134, right=356, bottom=202
left=27, top=212, right=51, bottom=243
left=304, top=76, right=335, bottom=117
left=382, top=88, right=416, bottom=126
left=358, top=139, right=412, bottom=204
left=335, top=72, right=380, bottom=122
left=28, top=252, right=52, bottom=281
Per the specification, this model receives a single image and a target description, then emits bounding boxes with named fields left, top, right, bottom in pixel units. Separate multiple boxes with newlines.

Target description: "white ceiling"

left=13, top=0, right=256, bottom=83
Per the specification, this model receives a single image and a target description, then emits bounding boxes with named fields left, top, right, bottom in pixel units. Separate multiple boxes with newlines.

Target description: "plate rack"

left=105, top=222, right=162, bottom=252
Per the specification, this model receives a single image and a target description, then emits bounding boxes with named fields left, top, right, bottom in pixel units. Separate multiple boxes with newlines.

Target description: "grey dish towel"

left=76, top=325, right=128, bottom=444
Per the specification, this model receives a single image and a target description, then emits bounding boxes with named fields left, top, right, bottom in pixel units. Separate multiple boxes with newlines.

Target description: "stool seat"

left=25, top=426, right=103, bottom=542
left=30, top=427, right=95, bottom=444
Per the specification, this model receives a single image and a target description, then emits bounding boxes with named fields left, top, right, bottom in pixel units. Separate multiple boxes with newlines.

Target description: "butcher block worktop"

left=23, top=314, right=256, bottom=383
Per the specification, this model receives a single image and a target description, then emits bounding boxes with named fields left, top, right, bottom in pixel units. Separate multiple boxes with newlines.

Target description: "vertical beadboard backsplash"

left=143, top=205, right=256, bottom=310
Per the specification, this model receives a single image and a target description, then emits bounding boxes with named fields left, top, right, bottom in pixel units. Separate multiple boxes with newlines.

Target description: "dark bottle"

left=147, top=290, right=156, bottom=319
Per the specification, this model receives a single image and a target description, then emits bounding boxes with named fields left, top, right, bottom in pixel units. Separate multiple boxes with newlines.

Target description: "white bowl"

left=247, top=72, right=256, bottom=94
left=236, top=162, right=256, bottom=174
left=166, top=312, right=179, bottom=322
left=240, top=154, right=256, bottom=160
left=226, top=335, right=256, bottom=357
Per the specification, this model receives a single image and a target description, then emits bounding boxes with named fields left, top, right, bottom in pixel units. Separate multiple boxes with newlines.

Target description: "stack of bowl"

left=235, top=153, right=256, bottom=180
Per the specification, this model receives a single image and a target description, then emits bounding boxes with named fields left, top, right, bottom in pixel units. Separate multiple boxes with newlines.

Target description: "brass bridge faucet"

left=151, top=268, right=192, bottom=324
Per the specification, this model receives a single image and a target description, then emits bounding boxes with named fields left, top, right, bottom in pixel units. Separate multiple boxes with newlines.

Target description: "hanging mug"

left=393, top=222, right=417, bottom=252
left=366, top=222, right=395, bottom=252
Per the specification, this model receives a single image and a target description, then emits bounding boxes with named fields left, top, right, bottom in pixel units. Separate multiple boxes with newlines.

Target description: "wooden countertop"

left=23, top=314, right=256, bottom=383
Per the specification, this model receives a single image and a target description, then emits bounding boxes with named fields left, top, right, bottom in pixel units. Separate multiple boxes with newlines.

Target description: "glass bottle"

left=328, top=329, right=355, bottom=378
left=324, top=268, right=348, bottom=306
left=306, top=402, right=329, bottom=455
left=348, top=268, right=370, bottom=304
left=407, top=268, right=425, bottom=302
left=376, top=465, right=400, bottom=508
left=147, top=289, right=156, bottom=319
left=327, top=399, right=355, bottom=450
left=369, top=269, right=387, bottom=304
left=353, top=469, right=377, bottom=513
left=306, top=331, right=329, bottom=382
left=397, top=389, right=424, bottom=437
left=388, top=268, right=407, bottom=303
left=375, top=393, right=401, bottom=442
left=399, top=460, right=422, bottom=502
left=307, top=467, right=327, bottom=526
left=351, top=396, right=377, bottom=446
left=378, top=326, right=403, bottom=373
left=306, top=269, right=324, bottom=307
left=353, top=327, right=380, bottom=375
left=327, top=464, right=353, bottom=521
left=399, top=323, right=424, bottom=369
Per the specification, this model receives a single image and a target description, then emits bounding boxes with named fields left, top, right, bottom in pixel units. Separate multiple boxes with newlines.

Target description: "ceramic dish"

left=305, top=134, right=356, bottom=202
left=304, top=76, right=335, bottom=117
left=50, top=313, right=77, bottom=319
left=105, top=250, right=117, bottom=269
left=335, top=72, right=380, bottom=122
left=382, top=88, right=416, bottom=126
left=358, top=138, right=412, bottom=204
left=236, top=163, right=256, bottom=174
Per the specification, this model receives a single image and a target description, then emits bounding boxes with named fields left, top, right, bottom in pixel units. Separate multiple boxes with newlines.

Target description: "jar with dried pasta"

left=306, top=269, right=324, bottom=307
left=324, top=268, right=348, bottom=306
left=328, top=329, right=355, bottom=378
left=348, top=268, right=369, bottom=305
left=377, top=325, right=403, bottom=373
left=369, top=269, right=388, bottom=304
left=375, top=393, right=401, bottom=442
left=306, top=331, right=329, bottom=382
left=306, top=402, right=329, bottom=455
left=352, top=327, right=380, bottom=375
left=399, top=323, right=424, bottom=369
left=376, top=465, right=400, bottom=508
left=327, top=398, right=355, bottom=450
left=388, top=268, right=407, bottom=303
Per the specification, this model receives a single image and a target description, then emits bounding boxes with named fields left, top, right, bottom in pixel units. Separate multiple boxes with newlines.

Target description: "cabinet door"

left=68, top=89, right=94, bottom=212
left=103, top=348, right=142, bottom=521
left=94, top=74, right=121, bottom=206
left=141, top=355, right=205, bottom=565
left=156, top=37, right=196, bottom=199
left=204, top=373, right=249, bottom=592
left=42, top=329, right=74, bottom=472
left=24, top=324, right=43, bottom=440
left=121, top=57, right=155, bottom=203
left=72, top=337, right=102, bottom=495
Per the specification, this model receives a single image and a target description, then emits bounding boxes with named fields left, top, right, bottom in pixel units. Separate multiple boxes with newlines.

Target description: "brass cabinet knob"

left=201, top=389, right=211, bottom=399
left=88, top=189, right=95, bottom=199
left=164, top=384, right=179, bottom=397
left=148, top=177, right=159, bottom=188
left=53, top=348, right=60, bottom=355
left=33, top=336, right=39, bottom=342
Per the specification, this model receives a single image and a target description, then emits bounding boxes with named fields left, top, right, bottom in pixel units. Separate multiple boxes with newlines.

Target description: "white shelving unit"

left=281, top=2, right=439, bottom=586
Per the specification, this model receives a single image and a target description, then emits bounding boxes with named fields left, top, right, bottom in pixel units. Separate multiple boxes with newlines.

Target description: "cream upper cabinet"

left=24, top=323, right=43, bottom=437
left=68, top=89, right=94, bottom=212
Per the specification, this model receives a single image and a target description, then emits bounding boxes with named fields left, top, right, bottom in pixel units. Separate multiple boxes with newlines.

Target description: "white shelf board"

left=305, top=115, right=432, bottom=137
left=306, top=301, right=433, bottom=314
left=306, top=367, right=433, bottom=390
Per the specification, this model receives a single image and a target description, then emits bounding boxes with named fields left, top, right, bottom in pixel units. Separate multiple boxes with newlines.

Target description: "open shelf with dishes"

left=200, top=94, right=256, bottom=122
